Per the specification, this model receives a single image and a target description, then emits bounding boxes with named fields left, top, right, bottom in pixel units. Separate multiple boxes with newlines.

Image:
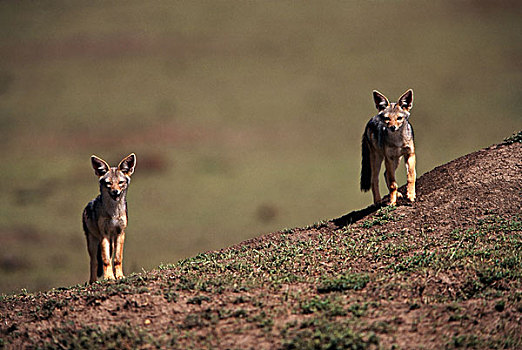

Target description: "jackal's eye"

left=118, top=181, right=126, bottom=186
left=397, top=117, right=403, bottom=121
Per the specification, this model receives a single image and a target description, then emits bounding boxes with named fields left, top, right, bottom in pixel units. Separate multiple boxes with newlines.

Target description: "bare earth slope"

left=1, top=135, right=521, bottom=349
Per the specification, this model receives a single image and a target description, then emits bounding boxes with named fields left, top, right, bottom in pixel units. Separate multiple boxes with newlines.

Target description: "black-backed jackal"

left=82, top=153, right=136, bottom=283
left=361, top=89, right=416, bottom=206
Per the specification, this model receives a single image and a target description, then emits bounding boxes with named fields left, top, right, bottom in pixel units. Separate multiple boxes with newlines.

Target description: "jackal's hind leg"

left=86, top=233, right=99, bottom=283
left=370, top=151, right=383, bottom=204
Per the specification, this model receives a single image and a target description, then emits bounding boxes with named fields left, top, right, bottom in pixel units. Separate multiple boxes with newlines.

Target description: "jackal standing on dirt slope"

left=82, top=153, right=136, bottom=283
left=361, top=89, right=416, bottom=206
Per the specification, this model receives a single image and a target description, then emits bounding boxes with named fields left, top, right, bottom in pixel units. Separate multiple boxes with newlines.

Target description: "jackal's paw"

left=406, top=192, right=416, bottom=202
left=115, top=273, right=125, bottom=279
left=397, top=192, right=403, bottom=198
left=104, top=274, right=116, bottom=280
left=387, top=196, right=397, bottom=206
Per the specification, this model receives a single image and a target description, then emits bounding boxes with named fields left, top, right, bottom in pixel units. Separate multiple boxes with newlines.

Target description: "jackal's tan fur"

left=361, top=89, right=416, bottom=206
left=82, top=153, right=136, bottom=283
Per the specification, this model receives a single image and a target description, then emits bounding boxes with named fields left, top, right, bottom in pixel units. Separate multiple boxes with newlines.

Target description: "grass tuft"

left=360, top=206, right=402, bottom=228
left=282, top=319, right=378, bottom=350
left=503, top=130, right=522, bottom=145
left=317, top=273, right=370, bottom=293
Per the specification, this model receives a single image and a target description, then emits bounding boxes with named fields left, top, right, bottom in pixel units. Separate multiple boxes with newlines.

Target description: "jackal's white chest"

left=99, top=215, right=127, bottom=236
left=109, top=217, right=125, bottom=229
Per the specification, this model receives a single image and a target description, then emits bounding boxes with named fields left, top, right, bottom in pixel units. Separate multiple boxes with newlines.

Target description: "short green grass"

left=149, top=214, right=521, bottom=301
left=10, top=213, right=518, bottom=300
left=360, top=206, right=402, bottom=228
left=503, top=130, right=522, bottom=145
left=1, top=211, right=520, bottom=348
left=281, top=318, right=379, bottom=350
left=40, top=323, right=171, bottom=350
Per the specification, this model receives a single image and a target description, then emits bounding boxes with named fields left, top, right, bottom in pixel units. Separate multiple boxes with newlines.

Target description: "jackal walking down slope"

left=82, top=153, right=136, bottom=283
left=361, top=89, right=416, bottom=206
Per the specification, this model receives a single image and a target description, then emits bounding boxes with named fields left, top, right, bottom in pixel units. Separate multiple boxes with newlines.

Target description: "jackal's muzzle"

left=110, top=189, right=122, bottom=200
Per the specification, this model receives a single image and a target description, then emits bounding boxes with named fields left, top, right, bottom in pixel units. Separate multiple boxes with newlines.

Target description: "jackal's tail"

left=360, top=134, right=371, bottom=192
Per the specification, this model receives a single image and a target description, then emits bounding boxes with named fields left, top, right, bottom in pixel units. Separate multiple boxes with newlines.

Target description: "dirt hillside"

left=1, top=133, right=521, bottom=349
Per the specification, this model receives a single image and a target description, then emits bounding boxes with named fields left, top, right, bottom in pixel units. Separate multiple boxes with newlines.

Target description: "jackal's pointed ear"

left=91, top=155, right=110, bottom=177
left=118, top=153, right=136, bottom=176
left=398, top=89, right=413, bottom=111
left=373, top=90, right=389, bottom=111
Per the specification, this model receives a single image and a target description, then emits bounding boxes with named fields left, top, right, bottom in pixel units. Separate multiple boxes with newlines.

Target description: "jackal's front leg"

left=405, top=152, right=416, bottom=202
left=384, top=157, right=400, bottom=206
left=100, top=237, right=115, bottom=280
left=113, top=231, right=125, bottom=279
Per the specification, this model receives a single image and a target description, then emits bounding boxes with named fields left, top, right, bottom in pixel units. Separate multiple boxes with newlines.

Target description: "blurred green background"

left=0, top=1, right=520, bottom=294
